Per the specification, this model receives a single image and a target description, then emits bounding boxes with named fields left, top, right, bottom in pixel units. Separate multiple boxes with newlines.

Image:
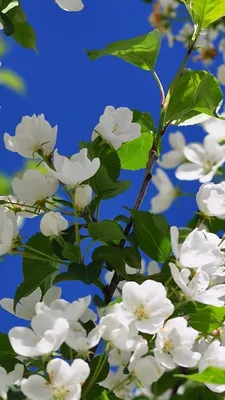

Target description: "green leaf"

left=90, top=165, right=130, bottom=199
left=183, top=0, right=225, bottom=28
left=0, top=173, right=11, bottom=195
left=22, top=233, right=55, bottom=279
left=86, top=30, right=161, bottom=71
left=88, top=220, right=125, bottom=242
left=176, top=366, right=225, bottom=384
left=84, top=385, right=104, bottom=400
left=3, top=4, right=36, bottom=48
left=131, top=210, right=171, bottom=262
left=12, top=20, right=36, bottom=49
left=0, top=11, right=14, bottom=35
left=188, top=305, right=225, bottom=333
left=7, top=386, right=26, bottom=400
left=14, top=233, right=58, bottom=308
left=89, top=355, right=109, bottom=382
left=165, top=70, right=223, bottom=126
left=0, top=69, right=25, bottom=93
left=68, top=261, right=102, bottom=284
left=117, top=110, right=154, bottom=170
left=62, top=243, right=80, bottom=262
left=152, top=369, right=186, bottom=396
left=14, top=264, right=57, bottom=309
left=92, top=245, right=142, bottom=279
left=0, top=333, right=15, bottom=357
left=80, top=137, right=121, bottom=181
left=0, top=334, right=22, bottom=372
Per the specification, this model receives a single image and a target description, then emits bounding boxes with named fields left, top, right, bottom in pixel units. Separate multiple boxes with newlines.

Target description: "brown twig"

left=103, top=146, right=158, bottom=304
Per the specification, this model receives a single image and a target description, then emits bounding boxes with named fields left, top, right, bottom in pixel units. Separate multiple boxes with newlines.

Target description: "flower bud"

left=40, top=211, right=68, bottom=237
left=74, top=185, right=92, bottom=211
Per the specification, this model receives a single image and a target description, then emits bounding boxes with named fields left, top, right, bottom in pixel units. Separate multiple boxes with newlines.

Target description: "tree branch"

left=103, top=146, right=158, bottom=304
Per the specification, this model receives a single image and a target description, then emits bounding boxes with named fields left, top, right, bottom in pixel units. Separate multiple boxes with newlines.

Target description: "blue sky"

left=0, top=0, right=224, bottom=332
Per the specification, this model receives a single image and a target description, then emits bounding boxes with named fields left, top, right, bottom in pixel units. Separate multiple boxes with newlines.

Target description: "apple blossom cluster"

left=2, top=273, right=225, bottom=399
left=151, top=114, right=225, bottom=213
left=148, top=0, right=225, bottom=84
left=2, top=0, right=225, bottom=398
left=0, top=109, right=141, bottom=255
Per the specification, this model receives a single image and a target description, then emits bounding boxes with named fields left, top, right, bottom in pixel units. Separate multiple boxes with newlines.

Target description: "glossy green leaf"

left=176, top=366, right=225, bottom=384
left=0, top=69, right=25, bottom=93
left=165, top=70, right=223, bottom=126
left=117, top=110, right=154, bottom=170
left=188, top=305, right=225, bottom=333
left=182, top=0, right=225, bottom=28
left=86, top=30, right=161, bottom=71
left=62, top=243, right=80, bottom=262
left=88, top=220, right=125, bottom=242
left=89, top=165, right=130, bottom=199
left=92, top=245, right=142, bottom=279
left=14, top=264, right=57, bottom=309
left=68, top=261, right=102, bottom=284
left=22, top=233, right=55, bottom=279
left=131, top=210, right=171, bottom=262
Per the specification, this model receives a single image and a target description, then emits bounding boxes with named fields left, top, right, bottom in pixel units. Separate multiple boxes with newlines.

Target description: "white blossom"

left=175, top=136, right=225, bottom=183
left=40, top=211, right=68, bottom=237
left=118, top=281, right=174, bottom=334
left=46, top=148, right=100, bottom=186
left=21, top=358, right=90, bottom=400
left=4, top=114, right=57, bottom=159
left=99, top=368, right=135, bottom=399
left=196, top=182, right=225, bottom=218
left=170, top=263, right=225, bottom=306
left=129, top=355, right=164, bottom=388
left=74, top=184, right=92, bottom=210
left=170, top=226, right=224, bottom=275
left=12, top=170, right=58, bottom=206
left=154, top=317, right=201, bottom=369
left=0, top=364, right=24, bottom=400
left=0, top=209, right=17, bottom=256
left=9, top=312, right=69, bottom=357
left=202, top=110, right=225, bottom=143
left=199, top=340, right=225, bottom=393
left=217, top=65, right=225, bottom=86
left=0, top=286, right=61, bottom=320
left=65, top=324, right=103, bottom=354
left=99, top=307, right=142, bottom=351
left=158, top=131, right=186, bottom=169
left=151, top=168, right=177, bottom=213
left=108, top=348, right=131, bottom=367
left=55, top=0, right=84, bottom=11
left=92, top=106, right=141, bottom=150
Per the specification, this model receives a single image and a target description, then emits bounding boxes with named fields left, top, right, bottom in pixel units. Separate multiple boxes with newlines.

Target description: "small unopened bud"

left=40, top=211, right=68, bottom=237
left=74, top=185, right=92, bottom=211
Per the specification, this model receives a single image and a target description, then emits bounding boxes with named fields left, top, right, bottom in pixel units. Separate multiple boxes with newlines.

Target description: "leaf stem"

left=152, top=69, right=165, bottom=107
left=72, top=189, right=81, bottom=262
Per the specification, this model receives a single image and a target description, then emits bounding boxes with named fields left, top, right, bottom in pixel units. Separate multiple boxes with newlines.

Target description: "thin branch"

left=104, top=147, right=158, bottom=304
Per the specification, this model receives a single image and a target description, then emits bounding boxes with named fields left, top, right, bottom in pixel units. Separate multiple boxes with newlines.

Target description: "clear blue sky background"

left=0, top=0, right=224, bottom=333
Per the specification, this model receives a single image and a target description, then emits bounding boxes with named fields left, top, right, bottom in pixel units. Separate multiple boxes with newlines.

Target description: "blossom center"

left=163, top=339, right=174, bottom=354
left=112, top=124, right=121, bottom=136
left=134, top=304, right=149, bottom=320
left=53, top=386, right=70, bottom=400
